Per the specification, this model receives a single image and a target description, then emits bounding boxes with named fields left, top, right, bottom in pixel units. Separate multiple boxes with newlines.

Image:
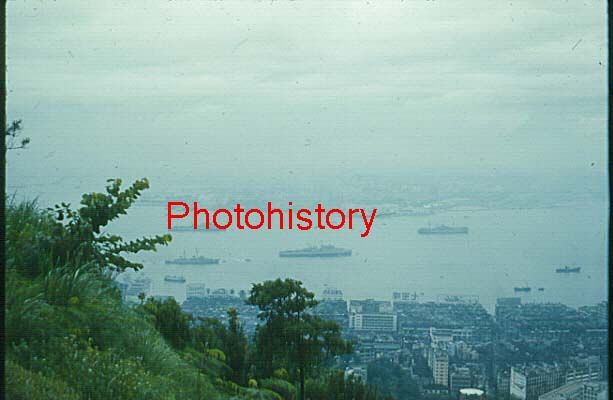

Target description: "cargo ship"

left=279, top=245, right=352, bottom=258
left=165, top=255, right=220, bottom=265
left=514, top=286, right=531, bottom=293
left=418, top=225, right=468, bottom=234
left=555, top=266, right=581, bottom=273
left=164, top=275, right=186, bottom=283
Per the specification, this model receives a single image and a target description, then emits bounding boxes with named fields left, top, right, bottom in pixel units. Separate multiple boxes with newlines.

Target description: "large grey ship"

left=418, top=225, right=468, bottom=234
left=165, top=255, right=220, bottom=265
left=279, top=245, right=352, bottom=258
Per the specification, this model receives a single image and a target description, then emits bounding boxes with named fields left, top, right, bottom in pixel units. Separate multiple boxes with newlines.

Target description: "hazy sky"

left=6, top=1, right=609, bottom=187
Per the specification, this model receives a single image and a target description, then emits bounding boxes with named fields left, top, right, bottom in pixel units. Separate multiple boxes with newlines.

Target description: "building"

left=428, top=347, right=449, bottom=387
left=393, top=291, right=418, bottom=303
left=565, top=356, right=602, bottom=384
left=450, top=367, right=473, bottom=394
left=349, top=299, right=393, bottom=313
left=495, top=297, right=522, bottom=332
left=538, top=381, right=608, bottom=400
left=538, top=382, right=584, bottom=400
left=349, top=312, right=398, bottom=332
left=510, top=365, right=566, bottom=400
left=349, top=298, right=397, bottom=332
left=322, top=286, right=344, bottom=301
left=427, top=327, right=452, bottom=388
left=496, top=369, right=511, bottom=398
left=582, top=382, right=608, bottom=400
left=186, top=283, right=206, bottom=299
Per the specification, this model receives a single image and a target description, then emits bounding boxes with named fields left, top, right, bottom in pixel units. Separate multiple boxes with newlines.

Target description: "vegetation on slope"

left=5, top=179, right=390, bottom=400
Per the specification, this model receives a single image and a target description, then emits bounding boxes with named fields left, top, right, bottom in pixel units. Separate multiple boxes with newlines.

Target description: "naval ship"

left=555, top=266, right=581, bottom=273
left=164, top=275, right=186, bottom=283
left=279, top=245, right=352, bottom=258
left=165, top=255, right=220, bottom=265
left=418, top=225, right=469, bottom=234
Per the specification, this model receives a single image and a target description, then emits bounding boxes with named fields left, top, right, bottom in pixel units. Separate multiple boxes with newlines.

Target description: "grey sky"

left=6, top=0, right=608, bottom=186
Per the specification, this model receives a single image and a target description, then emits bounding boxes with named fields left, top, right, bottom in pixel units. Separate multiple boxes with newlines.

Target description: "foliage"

left=4, top=182, right=219, bottom=399
left=367, top=359, right=421, bottom=400
left=5, top=119, right=30, bottom=150
left=4, top=180, right=391, bottom=400
left=247, top=278, right=352, bottom=400
left=221, top=307, right=249, bottom=384
left=5, top=359, right=79, bottom=400
left=303, top=370, right=389, bottom=400
left=136, top=296, right=193, bottom=349
left=6, top=179, right=171, bottom=278
left=259, top=378, right=297, bottom=400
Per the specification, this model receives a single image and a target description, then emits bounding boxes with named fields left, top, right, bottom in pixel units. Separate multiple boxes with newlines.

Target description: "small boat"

left=538, top=288, right=545, bottom=291
left=514, top=286, right=531, bottom=292
left=164, top=275, right=186, bottom=283
left=556, top=266, right=581, bottom=273
left=418, top=225, right=468, bottom=234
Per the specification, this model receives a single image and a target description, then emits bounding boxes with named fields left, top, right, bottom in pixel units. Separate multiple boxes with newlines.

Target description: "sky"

left=5, top=0, right=609, bottom=191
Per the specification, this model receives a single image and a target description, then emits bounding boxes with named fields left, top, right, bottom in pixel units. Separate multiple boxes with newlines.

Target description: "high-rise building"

left=565, top=356, right=602, bottom=384
left=429, top=347, right=449, bottom=387
left=349, top=312, right=397, bottom=332
left=510, top=365, right=566, bottom=400
left=349, top=298, right=397, bottom=332
left=538, top=381, right=608, bottom=400
left=428, top=327, right=451, bottom=388
left=582, top=382, right=608, bottom=400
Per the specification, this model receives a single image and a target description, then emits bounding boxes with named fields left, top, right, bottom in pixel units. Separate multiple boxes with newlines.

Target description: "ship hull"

left=555, top=267, right=581, bottom=273
left=165, top=259, right=219, bottom=265
left=279, top=251, right=352, bottom=258
left=418, top=229, right=468, bottom=234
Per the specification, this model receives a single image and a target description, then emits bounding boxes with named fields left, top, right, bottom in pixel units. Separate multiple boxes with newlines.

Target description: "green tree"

left=222, top=307, right=248, bottom=385
left=7, top=178, right=171, bottom=278
left=137, top=297, right=192, bottom=350
left=247, top=278, right=351, bottom=400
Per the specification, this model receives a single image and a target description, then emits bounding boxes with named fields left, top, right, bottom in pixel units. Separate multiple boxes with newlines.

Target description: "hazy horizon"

left=6, top=0, right=608, bottom=189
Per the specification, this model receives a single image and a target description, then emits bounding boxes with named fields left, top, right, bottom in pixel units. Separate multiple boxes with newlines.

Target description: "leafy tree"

left=247, top=278, right=351, bottom=400
left=367, top=359, right=421, bottom=400
left=6, top=178, right=171, bottom=278
left=222, top=307, right=249, bottom=385
left=137, top=296, right=193, bottom=350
